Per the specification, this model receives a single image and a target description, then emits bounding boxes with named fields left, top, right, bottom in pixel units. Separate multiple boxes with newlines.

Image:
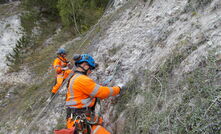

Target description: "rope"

left=23, top=1, right=118, bottom=133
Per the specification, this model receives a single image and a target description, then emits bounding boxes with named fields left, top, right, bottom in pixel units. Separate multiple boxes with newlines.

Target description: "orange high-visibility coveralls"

left=66, top=73, right=120, bottom=134
left=51, top=56, right=72, bottom=94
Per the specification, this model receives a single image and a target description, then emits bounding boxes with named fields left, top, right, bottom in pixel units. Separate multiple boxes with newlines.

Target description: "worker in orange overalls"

left=65, top=54, right=123, bottom=134
left=51, top=48, right=72, bottom=97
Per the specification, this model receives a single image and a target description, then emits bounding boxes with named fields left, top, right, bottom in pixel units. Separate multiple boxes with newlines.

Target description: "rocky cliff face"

left=1, top=0, right=221, bottom=134
left=91, top=0, right=221, bottom=133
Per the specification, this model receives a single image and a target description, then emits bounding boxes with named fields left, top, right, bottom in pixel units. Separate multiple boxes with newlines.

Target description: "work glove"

left=118, top=83, right=127, bottom=94
left=61, top=66, right=69, bottom=71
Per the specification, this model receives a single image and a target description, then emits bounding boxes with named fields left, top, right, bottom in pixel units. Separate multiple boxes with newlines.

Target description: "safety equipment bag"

left=54, top=127, right=75, bottom=134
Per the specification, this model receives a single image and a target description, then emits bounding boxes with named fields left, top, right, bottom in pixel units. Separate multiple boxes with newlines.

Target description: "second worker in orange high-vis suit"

left=51, top=48, right=72, bottom=96
left=65, top=54, right=123, bottom=134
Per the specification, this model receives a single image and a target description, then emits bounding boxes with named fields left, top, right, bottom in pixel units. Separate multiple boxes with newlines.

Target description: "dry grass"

left=111, top=48, right=221, bottom=134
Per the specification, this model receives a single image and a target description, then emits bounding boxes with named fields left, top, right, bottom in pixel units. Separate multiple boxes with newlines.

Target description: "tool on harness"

left=74, top=115, right=91, bottom=134
left=66, top=107, right=102, bottom=134
left=67, top=107, right=101, bottom=123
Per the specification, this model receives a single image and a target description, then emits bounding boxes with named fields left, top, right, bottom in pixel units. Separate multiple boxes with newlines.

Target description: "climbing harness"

left=76, top=114, right=100, bottom=132
left=72, top=113, right=101, bottom=134
left=63, top=107, right=103, bottom=134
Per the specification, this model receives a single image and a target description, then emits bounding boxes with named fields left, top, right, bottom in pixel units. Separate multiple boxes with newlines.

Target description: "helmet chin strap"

left=79, top=65, right=90, bottom=75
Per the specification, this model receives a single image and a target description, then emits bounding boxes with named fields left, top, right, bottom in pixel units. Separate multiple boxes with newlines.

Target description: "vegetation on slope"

left=6, top=0, right=110, bottom=72
left=114, top=48, right=221, bottom=134
left=1, top=0, right=220, bottom=133
left=1, top=0, right=110, bottom=133
left=110, top=1, right=221, bottom=133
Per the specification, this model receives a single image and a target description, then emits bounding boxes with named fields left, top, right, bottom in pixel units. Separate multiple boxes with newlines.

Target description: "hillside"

left=0, top=0, right=221, bottom=134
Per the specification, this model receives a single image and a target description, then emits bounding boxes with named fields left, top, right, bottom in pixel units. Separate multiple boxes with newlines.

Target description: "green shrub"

left=57, top=0, right=108, bottom=33
left=21, top=0, right=58, bottom=16
left=112, top=48, right=221, bottom=134
left=6, top=35, right=31, bottom=72
left=0, top=0, right=7, bottom=4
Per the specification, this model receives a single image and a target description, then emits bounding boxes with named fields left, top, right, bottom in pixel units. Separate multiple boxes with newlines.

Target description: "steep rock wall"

left=90, top=0, right=221, bottom=133
left=1, top=0, right=221, bottom=134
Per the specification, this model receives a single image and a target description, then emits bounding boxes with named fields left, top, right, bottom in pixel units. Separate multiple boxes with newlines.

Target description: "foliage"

left=21, top=0, right=58, bottom=16
left=0, top=0, right=7, bottom=4
left=20, top=11, right=40, bottom=35
left=6, top=35, right=31, bottom=71
left=5, top=0, right=110, bottom=72
left=57, top=0, right=108, bottom=33
left=115, top=76, right=141, bottom=113
left=112, top=48, right=221, bottom=134
left=7, top=5, right=62, bottom=72
left=6, top=14, right=59, bottom=72
left=21, top=0, right=109, bottom=34
left=174, top=55, right=221, bottom=133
